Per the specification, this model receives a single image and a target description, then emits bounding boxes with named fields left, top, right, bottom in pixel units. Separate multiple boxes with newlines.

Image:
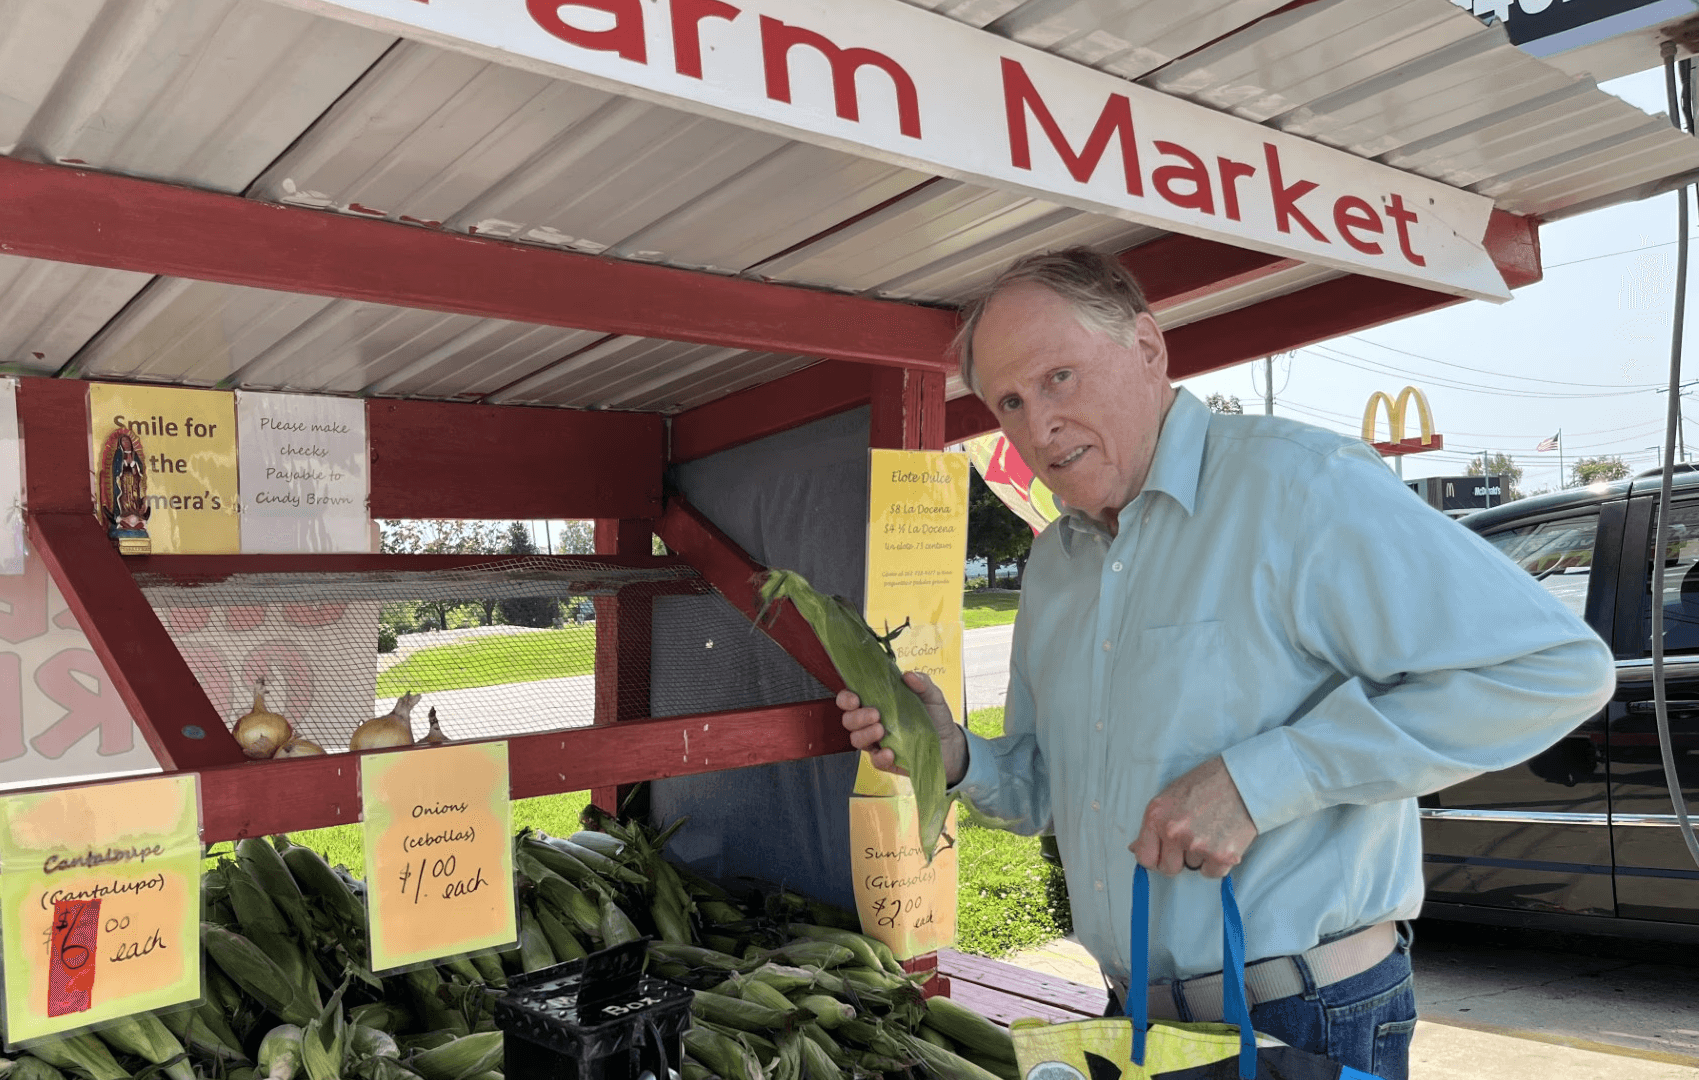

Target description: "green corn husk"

left=440, top=956, right=482, bottom=985
left=278, top=842, right=367, bottom=927
left=533, top=873, right=602, bottom=938
left=565, top=831, right=626, bottom=859
left=924, top=996, right=1018, bottom=1064
left=962, top=1049, right=1023, bottom=1080
left=679, top=1060, right=713, bottom=1080
left=691, top=990, right=792, bottom=1032
left=759, top=568, right=949, bottom=860
left=469, top=951, right=508, bottom=987
left=783, top=924, right=886, bottom=973
left=651, top=894, right=692, bottom=945
left=204, top=924, right=317, bottom=1027
left=520, top=839, right=606, bottom=892
left=736, top=979, right=796, bottom=1015
left=301, top=978, right=352, bottom=1080
left=764, top=941, right=855, bottom=970
left=916, top=1024, right=956, bottom=1050
left=239, top=838, right=316, bottom=940
left=747, top=963, right=827, bottom=994
left=28, top=1034, right=126, bottom=1080
left=96, top=1013, right=196, bottom=1080
left=772, top=1032, right=803, bottom=1080
left=408, top=1032, right=505, bottom=1080
left=160, top=1000, right=250, bottom=1062
left=793, top=994, right=854, bottom=1028
left=349, top=1025, right=400, bottom=1060
left=698, top=900, right=746, bottom=926
left=796, top=1032, right=840, bottom=1080
left=348, top=1002, right=409, bottom=1034
left=682, top=1029, right=761, bottom=1080
left=258, top=1026, right=306, bottom=1080
left=11, top=1059, right=64, bottom=1080
left=799, top=1023, right=850, bottom=1067
left=534, top=902, right=589, bottom=962
left=517, top=908, right=556, bottom=972
left=597, top=897, right=641, bottom=947
left=903, top=1033, right=1009, bottom=1080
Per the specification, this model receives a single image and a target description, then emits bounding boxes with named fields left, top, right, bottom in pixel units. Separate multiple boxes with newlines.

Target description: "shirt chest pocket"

left=1115, top=620, right=1228, bottom=763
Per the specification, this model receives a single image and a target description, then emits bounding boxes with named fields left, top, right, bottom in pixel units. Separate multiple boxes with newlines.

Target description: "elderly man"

left=839, top=248, right=1614, bottom=1079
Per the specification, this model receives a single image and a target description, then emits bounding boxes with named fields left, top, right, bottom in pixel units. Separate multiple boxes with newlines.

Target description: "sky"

left=1177, top=67, right=1699, bottom=496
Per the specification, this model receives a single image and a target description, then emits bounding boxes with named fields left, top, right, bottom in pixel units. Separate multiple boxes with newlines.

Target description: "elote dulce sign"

left=275, top=0, right=1507, bottom=300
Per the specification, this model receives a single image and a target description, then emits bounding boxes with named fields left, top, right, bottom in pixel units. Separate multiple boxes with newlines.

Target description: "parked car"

left=1426, top=469, right=1699, bottom=940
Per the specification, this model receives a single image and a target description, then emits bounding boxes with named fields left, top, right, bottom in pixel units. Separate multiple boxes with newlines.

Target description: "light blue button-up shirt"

left=953, top=389, right=1614, bottom=989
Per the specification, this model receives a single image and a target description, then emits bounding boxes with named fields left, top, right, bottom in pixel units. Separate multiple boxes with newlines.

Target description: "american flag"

left=1536, top=432, right=1560, bottom=452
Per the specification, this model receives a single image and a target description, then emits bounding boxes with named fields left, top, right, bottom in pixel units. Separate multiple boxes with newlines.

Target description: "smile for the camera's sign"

left=273, top=0, right=1510, bottom=301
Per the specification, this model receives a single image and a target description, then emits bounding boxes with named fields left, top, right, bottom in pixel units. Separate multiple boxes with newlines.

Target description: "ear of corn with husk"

left=759, top=569, right=951, bottom=861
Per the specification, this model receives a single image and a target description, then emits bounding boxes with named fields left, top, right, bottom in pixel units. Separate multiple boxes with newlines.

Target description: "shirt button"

left=1096, top=722, right=1103, bottom=731
left=1091, top=800, right=1100, bottom=811
left=1102, top=639, right=1112, bottom=652
left=1111, top=561, right=1124, bottom=572
left=1095, top=880, right=1105, bottom=892
left=1143, top=508, right=1151, bottom=525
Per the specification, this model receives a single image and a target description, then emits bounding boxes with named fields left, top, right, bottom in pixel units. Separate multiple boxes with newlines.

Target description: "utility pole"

left=1658, top=380, right=1698, bottom=462
left=1263, top=356, right=1274, bottom=415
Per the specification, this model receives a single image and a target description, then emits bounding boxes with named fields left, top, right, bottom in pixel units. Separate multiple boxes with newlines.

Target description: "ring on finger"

left=1183, top=855, right=1203, bottom=871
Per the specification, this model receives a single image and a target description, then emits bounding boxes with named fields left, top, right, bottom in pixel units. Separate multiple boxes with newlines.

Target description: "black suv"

left=1426, top=470, right=1699, bottom=940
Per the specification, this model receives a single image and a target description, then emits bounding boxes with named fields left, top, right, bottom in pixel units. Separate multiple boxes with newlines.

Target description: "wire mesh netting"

left=134, top=556, right=747, bottom=751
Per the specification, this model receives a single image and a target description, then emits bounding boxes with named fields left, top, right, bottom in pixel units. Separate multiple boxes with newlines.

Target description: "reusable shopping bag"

left=1009, top=866, right=1385, bottom=1080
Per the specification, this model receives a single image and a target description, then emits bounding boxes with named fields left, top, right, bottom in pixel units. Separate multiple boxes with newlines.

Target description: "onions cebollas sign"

left=274, top=0, right=1510, bottom=301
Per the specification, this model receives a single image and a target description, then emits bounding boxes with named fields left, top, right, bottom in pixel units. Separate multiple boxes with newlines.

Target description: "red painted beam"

left=870, top=368, right=946, bottom=451
left=655, top=497, right=844, bottom=694
left=187, top=698, right=849, bottom=841
left=945, top=396, right=997, bottom=445
left=670, top=363, right=876, bottom=464
left=27, top=513, right=246, bottom=771
left=18, top=378, right=92, bottom=515
left=125, top=553, right=680, bottom=580
left=592, top=519, right=656, bottom=811
left=368, top=398, right=663, bottom=520
left=1123, top=235, right=1300, bottom=311
left=0, top=156, right=954, bottom=373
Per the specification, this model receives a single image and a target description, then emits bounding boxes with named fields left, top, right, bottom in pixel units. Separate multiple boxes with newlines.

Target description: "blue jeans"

left=1111, top=924, right=1417, bottom=1080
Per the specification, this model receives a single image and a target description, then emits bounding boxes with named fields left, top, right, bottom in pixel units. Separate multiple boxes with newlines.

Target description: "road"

left=965, top=623, right=1015, bottom=714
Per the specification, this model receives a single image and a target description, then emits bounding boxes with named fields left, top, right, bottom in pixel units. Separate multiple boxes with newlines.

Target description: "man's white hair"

left=953, top=247, right=1151, bottom=397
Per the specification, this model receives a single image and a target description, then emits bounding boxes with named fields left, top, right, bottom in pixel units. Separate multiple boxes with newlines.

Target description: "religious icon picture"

left=98, top=426, right=151, bottom=555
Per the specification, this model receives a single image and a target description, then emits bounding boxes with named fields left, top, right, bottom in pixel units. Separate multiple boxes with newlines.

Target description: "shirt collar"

left=1056, top=388, right=1208, bottom=555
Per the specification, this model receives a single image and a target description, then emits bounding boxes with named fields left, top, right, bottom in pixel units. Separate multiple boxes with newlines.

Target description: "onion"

left=351, top=692, right=421, bottom=751
left=418, top=707, right=450, bottom=747
left=273, top=736, right=326, bottom=758
left=234, top=679, right=292, bottom=759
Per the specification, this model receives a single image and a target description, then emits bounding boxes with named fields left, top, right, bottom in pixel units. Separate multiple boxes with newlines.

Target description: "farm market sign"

left=270, top=0, right=1510, bottom=300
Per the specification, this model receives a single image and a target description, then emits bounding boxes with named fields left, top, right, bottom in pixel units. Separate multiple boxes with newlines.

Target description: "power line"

left=1339, top=334, right=1664, bottom=390
left=1307, top=345, right=1651, bottom=399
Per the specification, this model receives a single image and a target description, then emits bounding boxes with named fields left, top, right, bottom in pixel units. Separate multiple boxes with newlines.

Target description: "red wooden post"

left=869, top=368, right=946, bottom=452
left=591, top=518, right=655, bottom=814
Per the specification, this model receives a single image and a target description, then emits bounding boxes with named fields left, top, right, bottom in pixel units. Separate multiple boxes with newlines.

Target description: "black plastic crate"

left=495, top=940, right=694, bottom=1080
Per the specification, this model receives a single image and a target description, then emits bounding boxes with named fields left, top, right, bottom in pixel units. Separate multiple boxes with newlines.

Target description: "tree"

left=499, top=521, right=561, bottom=627
left=379, top=519, right=503, bottom=631
left=555, top=520, right=595, bottom=555
left=1572, top=455, right=1630, bottom=487
left=1467, top=453, right=1525, bottom=502
left=1205, top=393, right=1243, bottom=414
left=967, top=471, right=1033, bottom=588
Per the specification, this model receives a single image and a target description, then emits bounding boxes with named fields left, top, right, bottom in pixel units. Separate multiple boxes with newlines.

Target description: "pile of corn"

left=0, top=808, right=1014, bottom=1080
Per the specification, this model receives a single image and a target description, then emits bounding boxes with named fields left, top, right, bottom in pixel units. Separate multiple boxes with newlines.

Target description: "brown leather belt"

left=1142, top=921, right=1398, bottom=1022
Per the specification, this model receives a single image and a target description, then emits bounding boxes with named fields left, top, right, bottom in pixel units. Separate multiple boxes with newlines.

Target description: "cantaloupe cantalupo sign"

left=269, top=0, right=1507, bottom=300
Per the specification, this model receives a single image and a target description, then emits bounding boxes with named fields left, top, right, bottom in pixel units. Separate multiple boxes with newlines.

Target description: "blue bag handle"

left=1129, top=866, right=1257, bottom=1080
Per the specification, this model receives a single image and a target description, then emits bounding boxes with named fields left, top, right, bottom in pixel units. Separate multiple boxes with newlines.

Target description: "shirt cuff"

left=1220, top=726, right=1323, bottom=834
left=946, top=729, right=1000, bottom=806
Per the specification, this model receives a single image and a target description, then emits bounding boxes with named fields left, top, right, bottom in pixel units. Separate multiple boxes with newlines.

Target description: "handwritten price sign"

left=0, top=774, right=201, bottom=1046
left=848, top=797, right=958, bottom=960
left=361, top=741, right=515, bottom=972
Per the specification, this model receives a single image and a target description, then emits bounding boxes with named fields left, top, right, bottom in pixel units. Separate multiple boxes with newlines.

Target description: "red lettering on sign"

left=527, top=0, right=646, bottom=64
left=283, top=603, right=347, bottom=628
left=1263, top=143, right=1325, bottom=243
left=1002, top=58, right=1140, bottom=196
left=1151, top=140, right=1213, bottom=215
left=0, top=557, right=49, bottom=644
left=1333, top=196, right=1384, bottom=255
left=1386, top=193, right=1426, bottom=267
left=48, top=899, right=98, bottom=1017
left=0, top=652, right=21, bottom=762
left=32, top=649, right=133, bottom=759
left=761, top=17, right=921, bottom=138
left=1216, top=157, right=1256, bottom=222
left=673, top=0, right=741, bottom=79
left=226, top=606, right=265, bottom=632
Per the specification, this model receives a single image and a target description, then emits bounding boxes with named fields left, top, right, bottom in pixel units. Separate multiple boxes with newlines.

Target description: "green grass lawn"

left=963, top=589, right=1020, bottom=629
left=219, top=709, right=1067, bottom=960
left=377, top=627, right=597, bottom=696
